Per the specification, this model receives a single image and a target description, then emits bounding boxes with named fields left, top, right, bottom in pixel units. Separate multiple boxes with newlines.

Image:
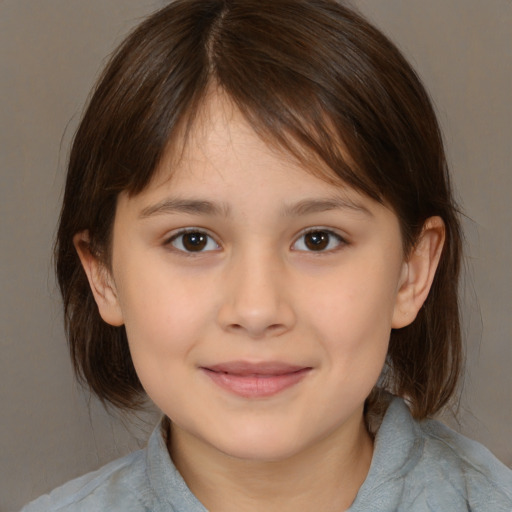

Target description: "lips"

left=200, top=361, right=312, bottom=398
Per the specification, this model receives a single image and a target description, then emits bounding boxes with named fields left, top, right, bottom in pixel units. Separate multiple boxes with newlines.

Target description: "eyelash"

left=165, top=229, right=220, bottom=254
left=164, top=228, right=347, bottom=254
left=291, top=228, right=347, bottom=253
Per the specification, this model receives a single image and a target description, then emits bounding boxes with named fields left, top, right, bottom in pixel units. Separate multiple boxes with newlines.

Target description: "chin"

left=207, top=422, right=313, bottom=462
left=221, top=441, right=303, bottom=463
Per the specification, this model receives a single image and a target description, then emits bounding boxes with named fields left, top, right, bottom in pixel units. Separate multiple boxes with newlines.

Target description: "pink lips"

left=201, top=361, right=311, bottom=398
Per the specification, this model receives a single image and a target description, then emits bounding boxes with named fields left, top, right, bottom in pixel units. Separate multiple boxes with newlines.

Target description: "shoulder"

left=370, top=398, right=512, bottom=512
left=20, top=421, right=205, bottom=512
left=354, top=396, right=512, bottom=511
left=417, top=415, right=512, bottom=508
left=20, top=449, right=153, bottom=512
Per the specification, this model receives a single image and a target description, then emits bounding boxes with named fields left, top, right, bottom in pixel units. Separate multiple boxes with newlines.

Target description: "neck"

left=168, top=412, right=373, bottom=512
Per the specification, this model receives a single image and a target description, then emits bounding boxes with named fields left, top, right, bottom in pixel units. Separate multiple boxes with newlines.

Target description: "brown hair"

left=56, top=0, right=462, bottom=418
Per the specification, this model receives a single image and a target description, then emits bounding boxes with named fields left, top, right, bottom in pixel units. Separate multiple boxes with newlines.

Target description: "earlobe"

left=392, top=216, right=445, bottom=329
left=73, top=231, right=124, bottom=327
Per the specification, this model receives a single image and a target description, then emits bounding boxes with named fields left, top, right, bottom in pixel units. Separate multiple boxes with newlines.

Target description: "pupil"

left=305, top=231, right=329, bottom=251
left=183, top=232, right=207, bottom=251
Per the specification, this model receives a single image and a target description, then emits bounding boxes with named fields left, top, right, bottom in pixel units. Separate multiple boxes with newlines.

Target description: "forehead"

left=116, top=93, right=393, bottom=227
left=149, top=92, right=356, bottom=195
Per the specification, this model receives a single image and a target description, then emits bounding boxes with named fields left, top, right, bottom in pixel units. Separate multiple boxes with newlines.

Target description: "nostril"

left=225, top=321, right=288, bottom=339
left=217, top=288, right=296, bottom=338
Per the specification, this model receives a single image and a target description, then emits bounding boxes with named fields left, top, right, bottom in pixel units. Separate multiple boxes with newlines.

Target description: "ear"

left=73, top=231, right=124, bottom=326
left=392, top=216, right=445, bottom=329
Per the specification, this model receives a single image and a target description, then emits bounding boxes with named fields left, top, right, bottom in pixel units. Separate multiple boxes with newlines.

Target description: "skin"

left=76, top=94, right=445, bottom=511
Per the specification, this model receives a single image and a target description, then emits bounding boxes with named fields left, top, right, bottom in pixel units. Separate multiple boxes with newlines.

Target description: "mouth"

left=200, top=361, right=312, bottom=398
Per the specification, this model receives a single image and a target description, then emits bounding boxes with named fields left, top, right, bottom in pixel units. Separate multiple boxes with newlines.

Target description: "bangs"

left=90, top=0, right=427, bottom=226
left=110, top=0, right=411, bottom=203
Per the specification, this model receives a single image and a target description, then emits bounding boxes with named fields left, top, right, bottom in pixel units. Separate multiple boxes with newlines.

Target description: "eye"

left=167, top=230, right=220, bottom=253
left=292, top=229, right=346, bottom=252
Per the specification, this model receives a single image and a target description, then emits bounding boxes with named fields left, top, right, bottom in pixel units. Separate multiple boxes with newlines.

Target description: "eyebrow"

left=139, top=199, right=231, bottom=218
left=281, top=197, right=373, bottom=217
left=139, top=195, right=372, bottom=219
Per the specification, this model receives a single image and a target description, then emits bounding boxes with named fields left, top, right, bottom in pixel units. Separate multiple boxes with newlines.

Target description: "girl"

left=22, top=0, right=512, bottom=510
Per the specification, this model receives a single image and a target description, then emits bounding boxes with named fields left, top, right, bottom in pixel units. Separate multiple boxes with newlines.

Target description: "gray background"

left=1, top=1, right=511, bottom=510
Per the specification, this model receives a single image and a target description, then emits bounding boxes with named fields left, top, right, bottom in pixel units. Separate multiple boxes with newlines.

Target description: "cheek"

left=317, top=269, right=398, bottom=323
left=115, top=262, right=217, bottom=368
left=115, top=268, right=216, bottom=413
left=302, top=259, right=400, bottom=357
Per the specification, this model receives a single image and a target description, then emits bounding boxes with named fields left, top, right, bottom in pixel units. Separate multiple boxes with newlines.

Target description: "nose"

left=217, top=248, right=296, bottom=339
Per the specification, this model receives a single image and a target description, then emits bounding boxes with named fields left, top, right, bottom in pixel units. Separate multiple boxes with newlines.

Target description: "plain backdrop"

left=1, top=1, right=511, bottom=510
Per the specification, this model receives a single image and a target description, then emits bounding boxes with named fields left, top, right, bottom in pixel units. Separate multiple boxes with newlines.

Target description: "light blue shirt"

left=21, top=397, right=512, bottom=511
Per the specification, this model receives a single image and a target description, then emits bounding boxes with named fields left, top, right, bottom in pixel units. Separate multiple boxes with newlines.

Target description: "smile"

left=200, top=361, right=312, bottom=398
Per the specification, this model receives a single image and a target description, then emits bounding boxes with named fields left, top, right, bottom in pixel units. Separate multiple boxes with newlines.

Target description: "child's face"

left=96, top=95, right=411, bottom=461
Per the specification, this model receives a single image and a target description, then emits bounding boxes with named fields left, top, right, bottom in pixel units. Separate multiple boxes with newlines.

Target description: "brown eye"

left=304, top=231, right=330, bottom=251
left=183, top=232, right=207, bottom=251
left=292, top=229, right=345, bottom=252
left=169, top=231, right=219, bottom=253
